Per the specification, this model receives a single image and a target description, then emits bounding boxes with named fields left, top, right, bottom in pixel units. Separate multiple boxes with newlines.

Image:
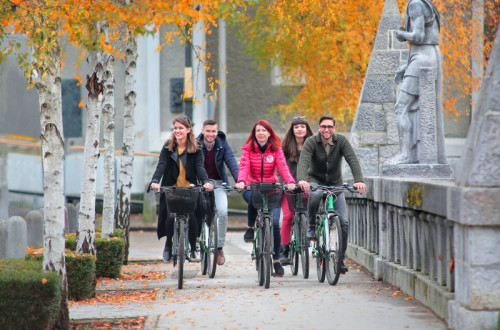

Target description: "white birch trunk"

left=100, top=22, right=116, bottom=239
left=76, top=51, right=104, bottom=256
left=37, top=56, right=69, bottom=328
left=116, top=30, right=137, bottom=264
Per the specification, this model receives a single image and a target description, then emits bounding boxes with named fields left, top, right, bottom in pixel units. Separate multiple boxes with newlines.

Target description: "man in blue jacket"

left=197, top=119, right=240, bottom=265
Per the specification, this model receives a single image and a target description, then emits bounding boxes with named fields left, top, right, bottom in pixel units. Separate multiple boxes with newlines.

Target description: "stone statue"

left=390, top=0, right=446, bottom=164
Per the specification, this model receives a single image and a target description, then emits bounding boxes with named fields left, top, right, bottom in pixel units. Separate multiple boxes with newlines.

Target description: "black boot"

left=307, top=226, right=316, bottom=240
left=280, top=245, right=291, bottom=265
left=339, top=259, right=348, bottom=274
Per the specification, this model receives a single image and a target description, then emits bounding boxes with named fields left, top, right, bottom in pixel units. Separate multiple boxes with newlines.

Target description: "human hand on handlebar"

left=235, top=182, right=245, bottom=191
left=287, top=183, right=296, bottom=191
left=298, top=180, right=310, bottom=193
left=151, top=182, right=161, bottom=192
left=353, top=182, right=367, bottom=194
left=204, top=182, right=214, bottom=192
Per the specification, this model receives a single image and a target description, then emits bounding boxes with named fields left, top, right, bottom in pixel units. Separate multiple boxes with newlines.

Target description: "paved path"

left=70, top=231, right=447, bottom=329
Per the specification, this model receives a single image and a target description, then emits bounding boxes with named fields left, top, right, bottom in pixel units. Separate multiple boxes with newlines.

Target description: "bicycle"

left=242, top=182, right=282, bottom=289
left=199, top=183, right=233, bottom=278
left=310, top=184, right=358, bottom=285
left=284, top=188, right=309, bottom=278
left=161, top=185, right=202, bottom=289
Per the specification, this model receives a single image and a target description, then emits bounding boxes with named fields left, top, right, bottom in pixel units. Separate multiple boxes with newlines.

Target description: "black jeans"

left=307, top=183, right=349, bottom=260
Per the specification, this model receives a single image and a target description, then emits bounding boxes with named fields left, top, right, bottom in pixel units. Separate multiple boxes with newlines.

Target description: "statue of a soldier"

left=390, top=0, right=446, bottom=164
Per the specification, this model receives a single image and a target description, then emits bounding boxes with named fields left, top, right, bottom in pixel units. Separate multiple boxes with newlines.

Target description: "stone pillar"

left=66, top=203, right=78, bottom=233
left=447, top=23, right=500, bottom=330
left=344, top=0, right=404, bottom=178
left=0, top=218, right=7, bottom=258
left=0, top=143, right=8, bottom=219
left=6, top=216, right=27, bottom=259
left=26, top=210, right=43, bottom=248
left=142, top=156, right=157, bottom=224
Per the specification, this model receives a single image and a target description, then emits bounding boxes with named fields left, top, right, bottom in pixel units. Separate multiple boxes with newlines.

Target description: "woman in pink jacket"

left=235, top=120, right=296, bottom=276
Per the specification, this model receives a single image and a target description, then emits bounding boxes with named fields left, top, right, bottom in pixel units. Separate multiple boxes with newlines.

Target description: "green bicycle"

left=310, top=184, right=357, bottom=285
left=284, top=188, right=309, bottom=278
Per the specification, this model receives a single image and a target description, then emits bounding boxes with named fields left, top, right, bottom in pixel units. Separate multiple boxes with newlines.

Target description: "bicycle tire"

left=200, top=221, right=209, bottom=275
left=257, top=222, right=264, bottom=286
left=315, top=221, right=326, bottom=283
left=299, top=214, right=309, bottom=279
left=262, top=216, right=272, bottom=289
left=208, top=213, right=218, bottom=278
left=177, top=219, right=186, bottom=289
left=326, top=215, right=343, bottom=285
left=289, top=219, right=299, bottom=276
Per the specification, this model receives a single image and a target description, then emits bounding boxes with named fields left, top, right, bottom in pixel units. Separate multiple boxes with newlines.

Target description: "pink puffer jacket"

left=237, top=141, right=295, bottom=185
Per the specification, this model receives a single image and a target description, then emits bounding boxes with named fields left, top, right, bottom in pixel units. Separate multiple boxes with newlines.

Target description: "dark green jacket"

left=297, top=132, right=364, bottom=186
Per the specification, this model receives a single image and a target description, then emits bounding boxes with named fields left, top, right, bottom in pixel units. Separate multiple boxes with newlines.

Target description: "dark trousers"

left=164, top=210, right=199, bottom=252
left=307, top=183, right=349, bottom=260
left=243, top=190, right=282, bottom=259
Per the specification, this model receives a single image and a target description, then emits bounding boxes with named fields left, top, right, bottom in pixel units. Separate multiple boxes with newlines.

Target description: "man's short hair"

left=319, top=115, right=335, bottom=127
left=203, top=119, right=217, bottom=127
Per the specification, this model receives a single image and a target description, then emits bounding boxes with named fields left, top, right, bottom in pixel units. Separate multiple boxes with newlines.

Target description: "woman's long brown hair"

left=164, top=116, right=200, bottom=153
left=243, top=119, right=281, bottom=152
left=282, top=117, right=314, bottom=163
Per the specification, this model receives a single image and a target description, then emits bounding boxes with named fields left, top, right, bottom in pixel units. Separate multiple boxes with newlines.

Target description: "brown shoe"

left=217, top=249, right=226, bottom=265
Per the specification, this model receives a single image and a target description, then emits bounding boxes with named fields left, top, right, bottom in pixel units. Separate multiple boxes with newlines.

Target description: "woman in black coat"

left=150, top=116, right=214, bottom=262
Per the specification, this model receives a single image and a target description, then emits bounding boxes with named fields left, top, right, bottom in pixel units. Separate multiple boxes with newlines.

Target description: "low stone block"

left=361, top=132, right=387, bottom=145
left=26, top=210, right=43, bottom=248
left=448, top=300, right=500, bottom=330
left=7, top=216, right=27, bottom=259
left=447, top=187, right=500, bottom=226
left=0, top=219, right=7, bottom=258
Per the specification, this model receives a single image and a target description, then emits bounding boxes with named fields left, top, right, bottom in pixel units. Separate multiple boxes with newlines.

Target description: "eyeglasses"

left=319, top=125, right=335, bottom=130
left=293, top=116, right=306, bottom=120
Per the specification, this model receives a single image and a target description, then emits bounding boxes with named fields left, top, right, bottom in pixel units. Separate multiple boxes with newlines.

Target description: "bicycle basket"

left=164, top=187, right=199, bottom=214
left=250, top=182, right=282, bottom=209
left=284, top=191, right=308, bottom=212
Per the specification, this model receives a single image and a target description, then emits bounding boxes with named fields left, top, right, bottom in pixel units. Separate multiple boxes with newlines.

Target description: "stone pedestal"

left=380, top=164, right=451, bottom=178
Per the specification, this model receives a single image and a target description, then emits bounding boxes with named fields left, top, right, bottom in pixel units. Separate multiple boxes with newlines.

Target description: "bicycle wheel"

left=299, top=214, right=309, bottom=279
left=208, top=214, right=218, bottom=278
left=257, top=222, right=264, bottom=286
left=315, top=222, right=326, bottom=283
left=262, top=216, right=272, bottom=289
left=289, top=219, right=299, bottom=276
left=326, top=215, right=343, bottom=285
left=200, top=220, right=208, bottom=275
left=177, top=219, right=186, bottom=289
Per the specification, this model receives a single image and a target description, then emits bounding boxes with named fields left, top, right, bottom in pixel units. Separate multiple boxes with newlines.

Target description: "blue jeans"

left=243, top=190, right=281, bottom=259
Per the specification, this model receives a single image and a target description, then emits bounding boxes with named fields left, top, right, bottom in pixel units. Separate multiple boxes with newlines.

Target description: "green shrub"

left=96, top=237, right=125, bottom=278
left=26, top=249, right=96, bottom=301
left=65, top=230, right=125, bottom=279
left=65, top=250, right=96, bottom=300
left=0, top=259, right=61, bottom=330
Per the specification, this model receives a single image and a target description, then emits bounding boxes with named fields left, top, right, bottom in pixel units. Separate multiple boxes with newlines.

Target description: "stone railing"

left=345, top=176, right=455, bottom=321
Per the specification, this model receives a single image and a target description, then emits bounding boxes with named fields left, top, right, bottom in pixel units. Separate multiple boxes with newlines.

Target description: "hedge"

left=0, top=259, right=61, bottom=330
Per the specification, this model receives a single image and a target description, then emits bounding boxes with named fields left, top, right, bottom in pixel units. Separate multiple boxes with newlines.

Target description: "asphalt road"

left=70, top=231, right=447, bottom=330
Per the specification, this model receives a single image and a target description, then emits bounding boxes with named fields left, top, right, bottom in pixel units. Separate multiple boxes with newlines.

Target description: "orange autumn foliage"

left=234, top=0, right=500, bottom=129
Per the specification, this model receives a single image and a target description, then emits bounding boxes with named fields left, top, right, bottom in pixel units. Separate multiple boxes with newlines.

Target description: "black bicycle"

left=284, top=188, right=309, bottom=278
left=162, top=185, right=202, bottom=289
left=310, top=184, right=357, bottom=285
left=243, top=182, right=282, bottom=289
left=200, top=183, right=233, bottom=278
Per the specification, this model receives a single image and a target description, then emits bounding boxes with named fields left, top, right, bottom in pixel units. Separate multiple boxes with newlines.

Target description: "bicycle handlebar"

left=310, top=183, right=358, bottom=194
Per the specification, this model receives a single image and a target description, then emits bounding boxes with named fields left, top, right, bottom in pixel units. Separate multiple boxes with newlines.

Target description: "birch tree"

left=100, top=21, right=116, bottom=238
left=0, top=1, right=69, bottom=327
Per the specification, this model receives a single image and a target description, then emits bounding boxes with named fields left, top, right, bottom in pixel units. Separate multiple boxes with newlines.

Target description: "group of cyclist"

left=149, top=114, right=367, bottom=277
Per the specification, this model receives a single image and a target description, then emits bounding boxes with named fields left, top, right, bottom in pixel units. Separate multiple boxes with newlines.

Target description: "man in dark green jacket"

left=297, top=115, right=367, bottom=273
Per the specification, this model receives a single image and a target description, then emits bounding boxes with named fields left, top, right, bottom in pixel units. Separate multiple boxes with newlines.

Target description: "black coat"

left=150, top=142, right=210, bottom=239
